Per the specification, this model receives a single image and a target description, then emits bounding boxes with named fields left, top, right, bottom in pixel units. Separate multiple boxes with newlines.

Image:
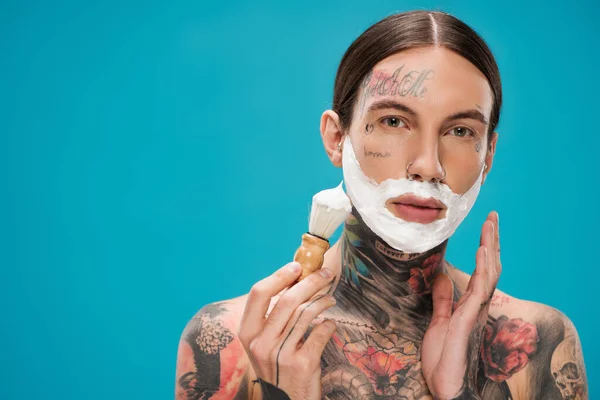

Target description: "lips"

left=386, top=194, right=446, bottom=224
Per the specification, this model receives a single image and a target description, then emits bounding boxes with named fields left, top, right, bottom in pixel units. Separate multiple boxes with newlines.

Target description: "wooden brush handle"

left=294, top=233, right=330, bottom=281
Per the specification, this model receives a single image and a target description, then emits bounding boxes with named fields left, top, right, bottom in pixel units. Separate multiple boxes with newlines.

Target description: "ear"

left=320, top=110, right=345, bottom=168
left=482, top=131, right=498, bottom=184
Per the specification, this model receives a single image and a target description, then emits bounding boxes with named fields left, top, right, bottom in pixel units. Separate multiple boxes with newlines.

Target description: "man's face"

left=346, top=46, right=495, bottom=220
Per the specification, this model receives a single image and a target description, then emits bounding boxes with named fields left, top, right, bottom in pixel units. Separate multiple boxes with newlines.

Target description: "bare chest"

left=315, top=314, right=432, bottom=400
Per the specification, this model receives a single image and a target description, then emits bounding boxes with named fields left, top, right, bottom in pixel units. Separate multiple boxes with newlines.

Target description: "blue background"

left=1, top=0, right=597, bottom=398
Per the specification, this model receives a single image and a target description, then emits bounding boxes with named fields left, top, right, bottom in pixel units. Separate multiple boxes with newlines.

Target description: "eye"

left=447, top=126, right=474, bottom=137
left=381, top=117, right=406, bottom=128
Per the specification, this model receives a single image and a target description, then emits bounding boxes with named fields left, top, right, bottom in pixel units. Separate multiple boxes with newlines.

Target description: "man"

left=175, top=11, right=587, bottom=400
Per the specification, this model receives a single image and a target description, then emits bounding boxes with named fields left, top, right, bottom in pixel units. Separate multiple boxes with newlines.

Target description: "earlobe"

left=320, top=110, right=345, bottom=168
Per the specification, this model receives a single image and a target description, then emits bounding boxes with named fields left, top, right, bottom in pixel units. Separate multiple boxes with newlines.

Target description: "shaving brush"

left=294, top=182, right=351, bottom=281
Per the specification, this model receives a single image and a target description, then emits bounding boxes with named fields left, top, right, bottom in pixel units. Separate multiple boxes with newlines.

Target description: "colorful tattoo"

left=177, top=209, right=587, bottom=400
left=176, top=302, right=248, bottom=400
left=316, top=208, right=449, bottom=399
left=481, top=316, right=539, bottom=382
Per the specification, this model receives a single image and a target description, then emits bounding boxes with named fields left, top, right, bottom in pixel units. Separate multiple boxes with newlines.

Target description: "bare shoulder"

left=175, top=295, right=253, bottom=400
left=498, top=298, right=588, bottom=400
left=447, top=266, right=588, bottom=399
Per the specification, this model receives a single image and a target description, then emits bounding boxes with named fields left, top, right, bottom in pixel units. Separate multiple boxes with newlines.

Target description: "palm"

left=422, top=214, right=500, bottom=400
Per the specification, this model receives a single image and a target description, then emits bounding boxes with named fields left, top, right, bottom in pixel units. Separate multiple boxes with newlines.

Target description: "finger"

left=483, top=213, right=499, bottom=291
left=278, top=294, right=337, bottom=354
left=299, top=319, right=338, bottom=363
left=480, top=219, right=496, bottom=297
left=239, top=262, right=302, bottom=342
left=453, top=246, right=486, bottom=315
left=472, top=217, right=491, bottom=289
left=261, top=268, right=335, bottom=341
left=472, top=245, right=495, bottom=317
left=471, top=246, right=489, bottom=301
left=493, top=211, right=502, bottom=276
left=479, top=215, right=493, bottom=246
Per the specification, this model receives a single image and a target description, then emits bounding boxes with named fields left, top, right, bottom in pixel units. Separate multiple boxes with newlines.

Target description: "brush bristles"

left=308, top=182, right=351, bottom=239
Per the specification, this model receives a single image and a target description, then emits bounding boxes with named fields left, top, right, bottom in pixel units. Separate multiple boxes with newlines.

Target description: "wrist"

left=252, top=378, right=291, bottom=400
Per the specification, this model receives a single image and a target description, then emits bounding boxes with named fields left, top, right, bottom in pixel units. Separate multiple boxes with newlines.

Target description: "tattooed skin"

left=177, top=212, right=587, bottom=399
left=358, top=66, right=435, bottom=117
left=177, top=302, right=243, bottom=400
left=315, top=209, right=449, bottom=399
left=309, top=209, right=585, bottom=399
left=363, top=147, right=392, bottom=158
left=551, top=331, right=586, bottom=399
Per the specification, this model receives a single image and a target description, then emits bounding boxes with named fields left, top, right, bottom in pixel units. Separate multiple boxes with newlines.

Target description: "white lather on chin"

left=341, top=135, right=485, bottom=254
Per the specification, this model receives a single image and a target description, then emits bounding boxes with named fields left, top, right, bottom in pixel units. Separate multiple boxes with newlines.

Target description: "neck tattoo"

left=332, top=208, right=451, bottom=339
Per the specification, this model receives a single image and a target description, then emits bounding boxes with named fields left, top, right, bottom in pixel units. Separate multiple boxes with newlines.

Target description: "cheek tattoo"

left=475, top=141, right=482, bottom=153
left=364, top=147, right=391, bottom=158
left=363, top=121, right=389, bottom=158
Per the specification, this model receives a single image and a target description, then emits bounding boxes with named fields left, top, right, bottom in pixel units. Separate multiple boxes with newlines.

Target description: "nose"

left=405, top=136, right=445, bottom=183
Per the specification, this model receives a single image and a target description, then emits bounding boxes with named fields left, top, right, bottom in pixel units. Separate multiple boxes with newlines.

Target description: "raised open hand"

left=422, top=212, right=501, bottom=399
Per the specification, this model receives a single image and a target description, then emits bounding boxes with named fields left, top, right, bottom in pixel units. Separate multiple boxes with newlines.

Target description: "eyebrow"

left=367, top=99, right=418, bottom=117
left=447, top=109, right=489, bottom=125
left=366, top=99, right=489, bottom=125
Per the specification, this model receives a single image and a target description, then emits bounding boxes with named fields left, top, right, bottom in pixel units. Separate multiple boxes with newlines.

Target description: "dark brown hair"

left=332, top=10, right=502, bottom=139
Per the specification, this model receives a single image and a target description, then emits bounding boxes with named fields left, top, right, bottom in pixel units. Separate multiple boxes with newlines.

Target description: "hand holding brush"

left=237, top=182, right=351, bottom=399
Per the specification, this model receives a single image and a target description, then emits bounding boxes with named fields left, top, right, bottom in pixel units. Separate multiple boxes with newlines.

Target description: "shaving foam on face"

left=341, top=135, right=484, bottom=253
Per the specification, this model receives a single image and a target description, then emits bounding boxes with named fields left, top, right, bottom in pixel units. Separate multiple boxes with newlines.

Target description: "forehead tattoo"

left=358, top=66, right=435, bottom=117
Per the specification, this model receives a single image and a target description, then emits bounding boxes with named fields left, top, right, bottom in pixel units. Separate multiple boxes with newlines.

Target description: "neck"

left=335, top=207, right=448, bottom=336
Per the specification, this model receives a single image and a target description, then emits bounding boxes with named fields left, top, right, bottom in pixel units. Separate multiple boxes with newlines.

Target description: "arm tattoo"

left=550, top=319, right=587, bottom=399
left=479, top=310, right=588, bottom=399
left=177, top=302, right=234, bottom=400
left=481, top=315, right=539, bottom=382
